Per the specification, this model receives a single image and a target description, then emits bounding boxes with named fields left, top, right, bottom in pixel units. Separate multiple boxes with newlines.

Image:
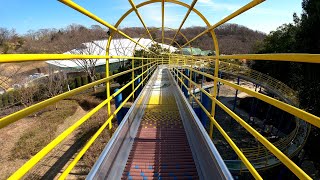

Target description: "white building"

left=46, top=38, right=177, bottom=69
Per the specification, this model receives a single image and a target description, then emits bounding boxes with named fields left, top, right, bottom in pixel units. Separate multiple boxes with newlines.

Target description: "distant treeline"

left=121, top=24, right=266, bottom=54
left=0, top=23, right=265, bottom=55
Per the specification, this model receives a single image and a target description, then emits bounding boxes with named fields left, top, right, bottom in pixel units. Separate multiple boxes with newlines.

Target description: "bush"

left=71, top=95, right=102, bottom=111
left=11, top=100, right=78, bottom=159
left=77, top=109, right=116, bottom=171
left=101, top=72, right=106, bottom=78
left=69, top=79, right=76, bottom=90
left=95, top=73, right=101, bottom=80
left=0, top=95, right=3, bottom=108
left=8, top=91, right=14, bottom=105
left=34, top=84, right=46, bottom=101
left=12, top=90, right=20, bottom=104
left=75, top=76, right=82, bottom=88
left=2, top=93, right=9, bottom=107
left=63, top=83, right=69, bottom=92
left=82, top=76, right=89, bottom=85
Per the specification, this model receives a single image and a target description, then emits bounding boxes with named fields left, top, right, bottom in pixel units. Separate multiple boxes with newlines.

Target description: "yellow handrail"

left=1, top=0, right=320, bottom=179
left=172, top=66, right=312, bottom=179
left=172, top=69, right=262, bottom=180
left=58, top=64, right=156, bottom=179
left=8, top=62, right=157, bottom=180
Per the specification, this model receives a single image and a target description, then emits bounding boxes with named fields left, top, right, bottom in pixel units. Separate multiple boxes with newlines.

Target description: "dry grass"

left=74, top=106, right=118, bottom=174
left=10, top=100, right=78, bottom=159
left=6, top=88, right=118, bottom=178
left=69, top=94, right=102, bottom=111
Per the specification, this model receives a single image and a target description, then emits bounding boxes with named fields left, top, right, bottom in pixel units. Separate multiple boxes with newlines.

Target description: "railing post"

left=209, top=58, right=219, bottom=139
left=189, top=65, right=193, bottom=102
left=182, top=69, right=189, bottom=98
left=142, top=58, right=144, bottom=86
left=132, top=59, right=135, bottom=100
left=233, top=76, right=240, bottom=111
left=106, top=58, right=111, bottom=122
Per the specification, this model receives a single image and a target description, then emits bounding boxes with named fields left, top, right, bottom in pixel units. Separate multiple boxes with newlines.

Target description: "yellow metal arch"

left=2, top=0, right=320, bottom=180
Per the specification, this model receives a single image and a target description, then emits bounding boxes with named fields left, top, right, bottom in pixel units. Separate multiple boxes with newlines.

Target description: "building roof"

left=181, top=47, right=214, bottom=56
left=46, top=38, right=177, bottom=68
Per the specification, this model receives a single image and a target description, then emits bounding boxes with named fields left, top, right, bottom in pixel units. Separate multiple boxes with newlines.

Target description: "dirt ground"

left=0, top=105, right=88, bottom=179
left=24, top=106, right=88, bottom=180
left=0, top=116, right=38, bottom=179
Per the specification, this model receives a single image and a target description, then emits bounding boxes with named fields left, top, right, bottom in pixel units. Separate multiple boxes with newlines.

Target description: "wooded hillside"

left=122, top=24, right=266, bottom=54
left=0, top=23, right=265, bottom=55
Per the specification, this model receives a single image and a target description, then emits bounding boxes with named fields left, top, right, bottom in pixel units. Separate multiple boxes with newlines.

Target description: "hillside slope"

left=121, top=24, right=266, bottom=54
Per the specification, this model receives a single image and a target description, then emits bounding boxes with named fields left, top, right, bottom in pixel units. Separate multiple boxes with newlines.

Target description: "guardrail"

left=169, top=53, right=320, bottom=179
left=1, top=0, right=320, bottom=179
left=0, top=54, right=162, bottom=179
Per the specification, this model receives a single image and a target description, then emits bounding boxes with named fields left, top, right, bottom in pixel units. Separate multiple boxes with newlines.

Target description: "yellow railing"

left=170, top=54, right=320, bottom=179
left=1, top=57, right=159, bottom=179
left=1, top=0, right=320, bottom=179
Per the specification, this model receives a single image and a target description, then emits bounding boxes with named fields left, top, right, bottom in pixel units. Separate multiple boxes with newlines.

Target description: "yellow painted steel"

left=171, top=0, right=198, bottom=45
left=128, top=0, right=154, bottom=41
left=173, top=67, right=313, bottom=180
left=184, top=66, right=320, bottom=128
left=161, top=0, right=165, bottom=44
left=58, top=0, right=150, bottom=52
left=0, top=54, right=160, bottom=63
left=0, top=62, right=154, bottom=129
left=180, top=53, right=320, bottom=64
left=58, top=65, right=156, bottom=179
left=181, top=0, right=265, bottom=47
left=0, top=54, right=106, bottom=63
left=8, top=98, right=110, bottom=179
left=132, top=59, right=135, bottom=100
left=2, top=0, right=320, bottom=179
left=213, top=99, right=311, bottom=180
left=8, top=63, right=156, bottom=179
left=172, top=69, right=262, bottom=180
left=142, top=59, right=144, bottom=86
left=113, top=0, right=218, bottom=58
left=218, top=53, right=320, bottom=63
left=134, top=27, right=188, bottom=51
left=106, top=49, right=111, bottom=116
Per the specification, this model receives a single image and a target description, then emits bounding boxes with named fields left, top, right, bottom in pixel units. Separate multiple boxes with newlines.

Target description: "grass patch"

left=67, top=88, right=106, bottom=111
left=76, top=108, right=117, bottom=172
left=11, top=100, right=78, bottom=159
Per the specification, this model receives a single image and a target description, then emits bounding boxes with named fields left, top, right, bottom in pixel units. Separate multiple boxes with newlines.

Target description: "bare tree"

left=0, top=63, right=23, bottom=91
left=71, top=41, right=104, bottom=92
left=16, top=85, right=39, bottom=108
left=44, top=67, right=66, bottom=98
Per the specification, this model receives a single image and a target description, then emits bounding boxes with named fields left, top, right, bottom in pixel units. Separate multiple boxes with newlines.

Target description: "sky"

left=0, top=0, right=303, bottom=35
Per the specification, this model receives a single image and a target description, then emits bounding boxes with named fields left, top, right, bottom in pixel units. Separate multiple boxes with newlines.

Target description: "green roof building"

left=181, top=47, right=214, bottom=56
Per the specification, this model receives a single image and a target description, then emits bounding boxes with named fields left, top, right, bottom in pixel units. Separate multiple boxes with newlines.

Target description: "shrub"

left=77, top=109, right=116, bottom=171
left=101, top=72, right=106, bottom=78
left=95, top=73, right=101, bottom=80
left=68, top=79, right=76, bottom=90
left=2, top=93, right=9, bottom=107
left=82, top=76, right=89, bottom=85
left=12, top=90, right=20, bottom=103
left=11, top=100, right=78, bottom=159
left=0, top=95, right=3, bottom=108
left=34, top=84, right=46, bottom=101
left=8, top=91, right=14, bottom=105
left=71, top=95, right=101, bottom=111
left=75, top=76, right=82, bottom=87
left=63, top=83, right=69, bottom=92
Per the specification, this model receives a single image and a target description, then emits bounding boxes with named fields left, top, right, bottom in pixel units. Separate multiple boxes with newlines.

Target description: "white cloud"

left=197, top=0, right=241, bottom=11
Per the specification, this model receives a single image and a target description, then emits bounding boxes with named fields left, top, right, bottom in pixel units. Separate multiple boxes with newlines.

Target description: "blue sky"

left=0, top=0, right=302, bottom=35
